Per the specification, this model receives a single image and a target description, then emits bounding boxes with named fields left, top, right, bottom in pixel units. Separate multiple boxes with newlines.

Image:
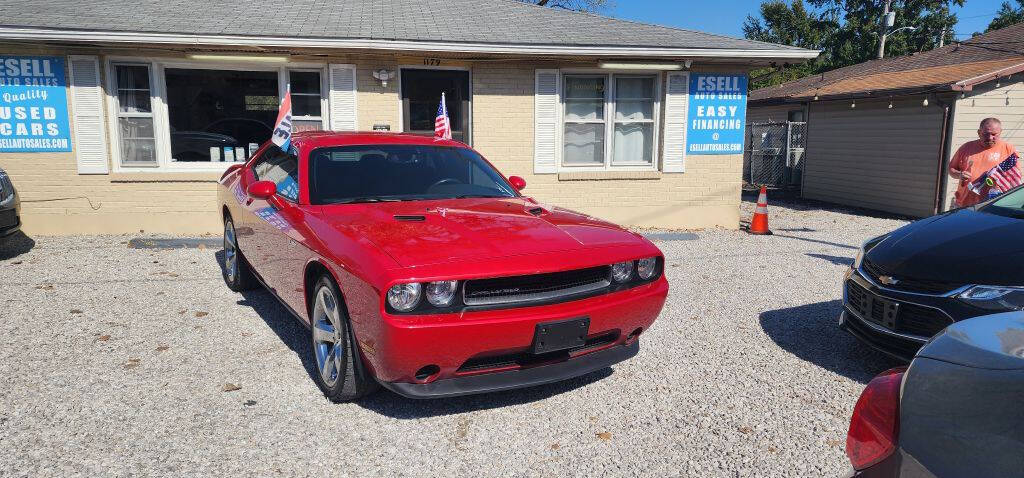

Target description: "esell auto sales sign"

left=0, top=56, right=72, bottom=152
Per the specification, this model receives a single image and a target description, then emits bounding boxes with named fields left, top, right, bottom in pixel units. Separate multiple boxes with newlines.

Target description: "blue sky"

left=609, top=0, right=1010, bottom=40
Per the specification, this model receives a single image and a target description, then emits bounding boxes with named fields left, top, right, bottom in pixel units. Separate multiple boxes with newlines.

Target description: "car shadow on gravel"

left=0, top=231, right=35, bottom=260
left=759, top=300, right=902, bottom=384
left=216, top=250, right=619, bottom=417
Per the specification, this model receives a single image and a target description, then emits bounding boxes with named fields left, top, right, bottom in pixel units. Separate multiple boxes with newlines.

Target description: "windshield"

left=308, top=145, right=517, bottom=204
left=981, top=186, right=1024, bottom=219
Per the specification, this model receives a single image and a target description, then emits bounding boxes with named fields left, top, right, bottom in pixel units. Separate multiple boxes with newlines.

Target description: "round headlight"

left=637, top=257, right=658, bottom=280
left=611, top=261, right=634, bottom=283
left=425, top=280, right=459, bottom=307
left=387, top=283, right=422, bottom=312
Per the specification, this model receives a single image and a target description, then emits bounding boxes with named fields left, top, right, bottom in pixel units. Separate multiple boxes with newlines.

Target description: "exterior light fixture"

left=684, top=60, right=693, bottom=69
left=598, top=62, right=683, bottom=71
left=888, top=101, right=893, bottom=109
left=851, top=101, right=856, bottom=108
left=373, top=69, right=396, bottom=88
left=186, top=54, right=289, bottom=63
left=922, top=97, right=929, bottom=106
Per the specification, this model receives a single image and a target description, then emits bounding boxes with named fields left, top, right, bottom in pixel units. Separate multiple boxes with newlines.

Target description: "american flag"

left=435, top=92, right=452, bottom=140
left=988, top=153, right=1023, bottom=192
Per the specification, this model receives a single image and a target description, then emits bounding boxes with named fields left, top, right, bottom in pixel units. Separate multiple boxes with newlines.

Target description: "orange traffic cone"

left=748, top=186, right=772, bottom=235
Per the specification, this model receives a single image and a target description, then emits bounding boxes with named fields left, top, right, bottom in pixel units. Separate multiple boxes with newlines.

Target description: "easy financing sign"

left=687, top=74, right=747, bottom=155
left=0, top=56, right=72, bottom=152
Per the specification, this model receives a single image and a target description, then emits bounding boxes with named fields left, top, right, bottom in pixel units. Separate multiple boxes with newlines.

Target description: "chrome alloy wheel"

left=312, top=285, right=345, bottom=387
left=223, top=219, right=238, bottom=283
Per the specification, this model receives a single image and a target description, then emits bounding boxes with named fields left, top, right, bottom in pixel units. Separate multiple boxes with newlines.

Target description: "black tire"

left=222, top=215, right=259, bottom=292
left=309, top=275, right=379, bottom=402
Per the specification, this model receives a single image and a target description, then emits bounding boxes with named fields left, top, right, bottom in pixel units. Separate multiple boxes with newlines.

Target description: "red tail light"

left=846, top=366, right=906, bottom=470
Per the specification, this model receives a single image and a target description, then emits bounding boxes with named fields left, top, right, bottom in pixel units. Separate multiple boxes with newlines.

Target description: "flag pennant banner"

left=435, top=92, right=452, bottom=140
left=988, top=153, right=1023, bottom=192
left=271, top=87, right=293, bottom=150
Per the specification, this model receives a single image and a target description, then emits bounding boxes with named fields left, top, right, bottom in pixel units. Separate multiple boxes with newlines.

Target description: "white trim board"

left=0, top=27, right=821, bottom=60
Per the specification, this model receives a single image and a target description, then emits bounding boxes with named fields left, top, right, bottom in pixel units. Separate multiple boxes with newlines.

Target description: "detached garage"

left=749, top=22, right=1024, bottom=217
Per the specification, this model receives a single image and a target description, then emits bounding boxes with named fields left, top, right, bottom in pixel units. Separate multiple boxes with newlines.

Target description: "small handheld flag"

left=271, top=87, right=293, bottom=150
left=435, top=92, right=452, bottom=140
left=988, top=153, right=1023, bottom=192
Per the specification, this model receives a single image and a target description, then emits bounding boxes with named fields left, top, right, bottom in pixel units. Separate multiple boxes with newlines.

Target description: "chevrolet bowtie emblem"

left=879, top=275, right=900, bottom=286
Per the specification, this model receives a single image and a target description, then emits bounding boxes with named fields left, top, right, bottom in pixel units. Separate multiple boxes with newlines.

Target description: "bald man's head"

left=979, top=118, right=1003, bottom=147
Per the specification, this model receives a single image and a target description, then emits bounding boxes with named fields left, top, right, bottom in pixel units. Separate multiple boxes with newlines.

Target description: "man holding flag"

left=949, top=117, right=1022, bottom=207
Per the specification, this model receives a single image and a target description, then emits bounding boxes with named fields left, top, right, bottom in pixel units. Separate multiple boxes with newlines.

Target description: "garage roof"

left=0, top=0, right=817, bottom=60
left=751, top=22, right=1024, bottom=104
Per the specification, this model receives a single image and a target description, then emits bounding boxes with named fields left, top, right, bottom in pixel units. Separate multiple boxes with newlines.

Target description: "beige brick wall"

left=1, top=45, right=745, bottom=235
left=471, top=62, right=744, bottom=230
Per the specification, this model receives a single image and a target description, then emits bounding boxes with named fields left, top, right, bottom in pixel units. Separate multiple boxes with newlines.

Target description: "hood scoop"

left=527, top=207, right=545, bottom=217
left=393, top=215, right=425, bottom=222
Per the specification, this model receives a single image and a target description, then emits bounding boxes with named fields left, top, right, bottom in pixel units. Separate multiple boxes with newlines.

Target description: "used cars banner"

left=686, top=74, right=747, bottom=155
left=0, top=56, right=72, bottom=152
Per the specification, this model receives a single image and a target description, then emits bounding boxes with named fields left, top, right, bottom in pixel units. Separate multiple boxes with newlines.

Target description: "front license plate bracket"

left=531, top=317, right=590, bottom=354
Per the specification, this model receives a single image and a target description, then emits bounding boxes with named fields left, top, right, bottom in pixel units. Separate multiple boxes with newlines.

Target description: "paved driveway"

left=0, top=199, right=908, bottom=477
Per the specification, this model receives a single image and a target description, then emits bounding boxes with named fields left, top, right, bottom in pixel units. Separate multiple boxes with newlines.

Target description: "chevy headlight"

left=387, top=283, right=422, bottom=312
left=957, top=285, right=1024, bottom=311
left=611, top=261, right=634, bottom=283
left=637, top=257, right=658, bottom=280
left=425, top=280, right=458, bottom=307
left=853, top=234, right=889, bottom=269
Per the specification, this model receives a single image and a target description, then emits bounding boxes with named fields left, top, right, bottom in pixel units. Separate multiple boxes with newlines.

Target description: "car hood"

left=917, top=311, right=1024, bottom=369
left=866, top=209, right=1024, bottom=286
left=316, top=198, right=647, bottom=267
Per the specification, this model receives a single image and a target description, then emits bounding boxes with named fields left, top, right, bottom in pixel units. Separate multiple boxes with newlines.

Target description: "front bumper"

left=839, top=266, right=983, bottom=361
left=0, top=194, right=20, bottom=237
left=380, top=340, right=639, bottom=399
left=362, top=276, right=668, bottom=387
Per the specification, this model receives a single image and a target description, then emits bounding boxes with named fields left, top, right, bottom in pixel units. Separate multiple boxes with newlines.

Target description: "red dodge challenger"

left=218, top=131, right=668, bottom=401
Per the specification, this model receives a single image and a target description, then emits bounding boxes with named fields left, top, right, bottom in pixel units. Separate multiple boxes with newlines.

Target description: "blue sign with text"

left=687, top=74, right=747, bottom=155
left=0, top=56, right=72, bottom=152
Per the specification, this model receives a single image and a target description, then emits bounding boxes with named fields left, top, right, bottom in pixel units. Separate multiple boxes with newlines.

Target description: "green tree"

left=745, top=0, right=962, bottom=88
left=987, top=0, right=1024, bottom=31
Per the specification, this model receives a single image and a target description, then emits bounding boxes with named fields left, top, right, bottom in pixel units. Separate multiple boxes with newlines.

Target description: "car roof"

left=290, top=131, right=467, bottom=149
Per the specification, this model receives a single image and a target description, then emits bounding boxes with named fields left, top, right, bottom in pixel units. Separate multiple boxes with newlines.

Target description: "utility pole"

left=878, top=0, right=894, bottom=59
left=938, top=25, right=946, bottom=48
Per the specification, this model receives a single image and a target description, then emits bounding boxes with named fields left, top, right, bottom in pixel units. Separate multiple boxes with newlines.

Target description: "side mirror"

left=247, top=180, right=277, bottom=200
left=508, top=176, right=526, bottom=191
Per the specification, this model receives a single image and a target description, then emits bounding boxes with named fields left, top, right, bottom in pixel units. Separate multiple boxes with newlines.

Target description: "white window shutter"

left=69, top=55, right=109, bottom=174
left=534, top=69, right=559, bottom=174
left=662, top=71, right=689, bottom=173
left=328, top=64, right=357, bottom=131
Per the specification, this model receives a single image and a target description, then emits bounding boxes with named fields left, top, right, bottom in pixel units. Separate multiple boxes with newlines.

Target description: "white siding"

left=948, top=79, right=1024, bottom=210
left=803, top=97, right=945, bottom=217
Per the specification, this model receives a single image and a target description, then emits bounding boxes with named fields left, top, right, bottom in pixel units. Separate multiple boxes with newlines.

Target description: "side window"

left=253, top=146, right=300, bottom=201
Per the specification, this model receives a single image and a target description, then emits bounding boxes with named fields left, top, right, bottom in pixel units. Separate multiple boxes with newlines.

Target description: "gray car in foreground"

left=0, top=167, right=20, bottom=237
left=845, top=311, right=1024, bottom=477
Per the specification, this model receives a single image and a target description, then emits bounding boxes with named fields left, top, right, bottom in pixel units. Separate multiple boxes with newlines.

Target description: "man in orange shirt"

left=949, top=117, right=1019, bottom=207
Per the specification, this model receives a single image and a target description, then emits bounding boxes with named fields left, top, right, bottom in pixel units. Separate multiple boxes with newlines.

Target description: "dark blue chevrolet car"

left=0, top=167, right=20, bottom=237
left=840, top=184, right=1024, bottom=360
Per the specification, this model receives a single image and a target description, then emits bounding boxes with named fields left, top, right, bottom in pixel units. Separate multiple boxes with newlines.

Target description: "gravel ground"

left=0, top=197, right=910, bottom=477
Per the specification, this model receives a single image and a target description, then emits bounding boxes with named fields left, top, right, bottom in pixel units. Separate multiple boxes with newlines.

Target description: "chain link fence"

left=743, top=122, right=807, bottom=192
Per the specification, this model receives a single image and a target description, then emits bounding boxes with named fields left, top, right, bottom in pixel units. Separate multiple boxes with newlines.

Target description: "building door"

left=401, top=69, right=470, bottom=143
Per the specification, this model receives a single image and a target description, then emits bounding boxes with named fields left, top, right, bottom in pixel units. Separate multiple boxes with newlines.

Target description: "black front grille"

left=847, top=280, right=953, bottom=338
left=896, top=303, right=953, bottom=337
left=861, top=259, right=961, bottom=295
left=463, top=265, right=611, bottom=306
left=0, top=209, right=16, bottom=229
left=457, top=331, right=619, bottom=373
left=844, top=312, right=923, bottom=361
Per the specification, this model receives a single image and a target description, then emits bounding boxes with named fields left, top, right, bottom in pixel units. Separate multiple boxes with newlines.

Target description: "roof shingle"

left=751, top=22, right=1024, bottom=103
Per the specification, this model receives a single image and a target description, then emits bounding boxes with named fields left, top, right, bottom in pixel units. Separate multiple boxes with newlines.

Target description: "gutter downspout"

left=933, top=98, right=954, bottom=215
